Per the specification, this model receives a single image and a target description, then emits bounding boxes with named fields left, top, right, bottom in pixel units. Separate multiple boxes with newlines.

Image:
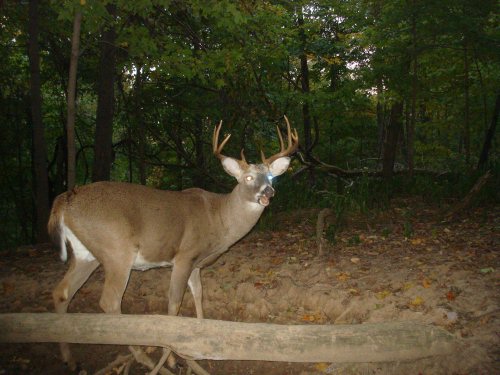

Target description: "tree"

left=66, top=9, right=83, bottom=190
left=28, top=0, right=50, bottom=243
left=477, top=92, right=499, bottom=169
left=92, top=4, right=117, bottom=182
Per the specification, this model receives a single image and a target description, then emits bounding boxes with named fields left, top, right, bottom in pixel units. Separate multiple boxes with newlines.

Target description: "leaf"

left=411, top=238, right=424, bottom=245
left=422, top=279, right=432, bottom=288
left=314, top=362, right=330, bottom=372
left=479, top=267, right=494, bottom=274
left=301, top=314, right=316, bottom=322
left=446, top=290, right=456, bottom=301
left=350, top=257, right=361, bottom=264
left=403, top=282, right=414, bottom=291
left=410, top=296, right=424, bottom=306
left=336, top=272, right=350, bottom=281
left=376, top=290, right=392, bottom=300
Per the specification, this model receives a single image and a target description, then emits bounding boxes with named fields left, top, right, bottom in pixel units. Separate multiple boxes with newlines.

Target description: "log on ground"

left=0, top=313, right=456, bottom=363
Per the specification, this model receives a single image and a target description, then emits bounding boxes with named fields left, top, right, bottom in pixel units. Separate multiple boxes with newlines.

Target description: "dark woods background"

left=1, top=0, right=498, bottom=248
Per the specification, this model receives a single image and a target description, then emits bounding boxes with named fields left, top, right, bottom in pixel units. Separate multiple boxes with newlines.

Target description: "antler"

left=213, top=120, right=249, bottom=168
left=261, top=115, right=299, bottom=165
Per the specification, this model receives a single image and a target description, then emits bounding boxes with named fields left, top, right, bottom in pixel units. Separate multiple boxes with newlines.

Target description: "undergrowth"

left=257, top=165, right=499, bottom=233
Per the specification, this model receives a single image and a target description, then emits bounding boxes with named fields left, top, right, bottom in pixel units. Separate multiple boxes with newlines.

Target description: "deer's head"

left=213, top=116, right=299, bottom=207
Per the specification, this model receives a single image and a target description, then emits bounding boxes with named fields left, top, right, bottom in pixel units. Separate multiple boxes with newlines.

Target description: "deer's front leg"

left=188, top=268, right=203, bottom=319
left=168, top=260, right=194, bottom=316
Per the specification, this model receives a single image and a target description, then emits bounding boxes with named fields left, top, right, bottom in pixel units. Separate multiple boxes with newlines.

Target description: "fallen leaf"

left=410, top=296, right=424, bottom=306
left=300, top=314, right=316, bottom=322
left=336, top=272, right=350, bottom=282
left=403, top=282, right=414, bottom=291
left=348, top=288, right=360, bottom=295
left=350, top=257, right=361, bottom=264
left=446, top=290, right=456, bottom=301
left=314, top=363, right=330, bottom=372
left=479, top=267, right=494, bottom=274
left=411, top=238, right=424, bottom=245
left=422, top=279, right=432, bottom=288
left=376, top=290, right=392, bottom=300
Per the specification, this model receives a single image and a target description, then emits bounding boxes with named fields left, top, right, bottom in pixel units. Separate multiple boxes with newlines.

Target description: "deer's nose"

left=262, top=185, right=275, bottom=198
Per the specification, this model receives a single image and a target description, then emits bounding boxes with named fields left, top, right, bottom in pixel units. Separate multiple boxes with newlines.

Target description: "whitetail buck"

left=49, top=116, right=298, bottom=368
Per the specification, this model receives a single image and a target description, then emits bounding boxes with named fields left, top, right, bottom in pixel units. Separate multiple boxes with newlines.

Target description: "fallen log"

left=0, top=313, right=455, bottom=363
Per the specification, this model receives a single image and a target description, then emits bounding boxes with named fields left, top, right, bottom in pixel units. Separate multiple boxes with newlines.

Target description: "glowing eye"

left=245, top=175, right=253, bottom=181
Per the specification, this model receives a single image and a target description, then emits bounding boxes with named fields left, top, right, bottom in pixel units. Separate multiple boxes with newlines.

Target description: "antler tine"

left=261, top=115, right=299, bottom=165
left=213, top=121, right=249, bottom=167
left=213, top=120, right=231, bottom=160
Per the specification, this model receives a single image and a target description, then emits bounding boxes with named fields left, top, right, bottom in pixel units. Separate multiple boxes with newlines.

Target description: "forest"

left=0, top=0, right=498, bottom=247
left=0, top=1, right=499, bottom=374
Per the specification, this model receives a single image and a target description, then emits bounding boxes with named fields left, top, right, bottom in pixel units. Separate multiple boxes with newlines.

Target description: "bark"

left=66, top=11, right=82, bottom=191
left=28, top=0, right=50, bottom=243
left=193, top=116, right=205, bottom=188
left=382, top=102, right=404, bottom=178
left=0, top=313, right=455, bottom=363
left=297, top=7, right=312, bottom=158
left=477, top=92, right=499, bottom=169
left=376, top=80, right=385, bottom=159
left=408, top=1, right=417, bottom=175
left=134, top=65, right=146, bottom=185
left=92, top=5, right=117, bottom=182
left=463, top=38, right=470, bottom=165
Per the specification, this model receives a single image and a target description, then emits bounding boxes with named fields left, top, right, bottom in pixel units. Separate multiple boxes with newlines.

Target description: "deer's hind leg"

left=99, top=249, right=136, bottom=314
left=53, top=257, right=100, bottom=369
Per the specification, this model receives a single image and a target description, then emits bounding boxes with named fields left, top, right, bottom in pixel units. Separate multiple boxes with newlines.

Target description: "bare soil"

left=0, top=199, right=498, bottom=374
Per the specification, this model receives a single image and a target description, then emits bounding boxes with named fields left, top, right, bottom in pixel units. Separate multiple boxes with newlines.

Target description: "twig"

left=128, top=346, right=174, bottom=375
left=93, top=353, right=133, bottom=375
left=149, top=347, right=172, bottom=375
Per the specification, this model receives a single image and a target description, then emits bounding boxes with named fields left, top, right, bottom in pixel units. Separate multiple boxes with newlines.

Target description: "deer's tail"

left=47, top=193, right=68, bottom=262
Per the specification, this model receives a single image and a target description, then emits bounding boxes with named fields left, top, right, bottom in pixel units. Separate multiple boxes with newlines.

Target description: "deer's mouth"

left=258, top=186, right=275, bottom=206
left=258, top=195, right=271, bottom=206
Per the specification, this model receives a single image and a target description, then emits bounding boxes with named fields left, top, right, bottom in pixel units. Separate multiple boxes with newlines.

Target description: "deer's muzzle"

left=258, top=185, right=275, bottom=206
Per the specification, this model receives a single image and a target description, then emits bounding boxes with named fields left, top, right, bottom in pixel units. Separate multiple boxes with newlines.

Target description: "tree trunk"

left=66, top=10, right=82, bottom=191
left=297, top=7, right=314, bottom=185
left=477, top=92, right=499, bottom=169
left=193, top=116, right=205, bottom=188
left=376, top=80, right=385, bottom=160
left=28, top=0, right=50, bottom=243
left=408, top=1, right=418, bottom=175
left=463, top=38, right=470, bottom=166
left=133, top=65, right=146, bottom=185
left=382, top=102, right=404, bottom=178
left=297, top=7, right=312, bottom=159
left=0, top=313, right=455, bottom=363
left=92, top=5, right=117, bottom=182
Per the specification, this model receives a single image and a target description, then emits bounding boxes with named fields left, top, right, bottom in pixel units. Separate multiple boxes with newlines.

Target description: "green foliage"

left=0, top=0, right=498, bottom=248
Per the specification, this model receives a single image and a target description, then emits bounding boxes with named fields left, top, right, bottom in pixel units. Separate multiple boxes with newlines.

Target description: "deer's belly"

left=132, top=253, right=173, bottom=271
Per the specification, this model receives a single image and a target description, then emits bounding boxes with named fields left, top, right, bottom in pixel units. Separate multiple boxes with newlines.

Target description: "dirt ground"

left=0, top=199, right=498, bottom=374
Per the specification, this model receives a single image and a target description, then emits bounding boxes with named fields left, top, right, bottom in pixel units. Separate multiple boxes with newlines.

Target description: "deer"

left=48, top=116, right=298, bottom=369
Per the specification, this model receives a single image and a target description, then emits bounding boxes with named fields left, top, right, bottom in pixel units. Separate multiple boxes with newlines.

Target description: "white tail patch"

left=61, top=217, right=96, bottom=263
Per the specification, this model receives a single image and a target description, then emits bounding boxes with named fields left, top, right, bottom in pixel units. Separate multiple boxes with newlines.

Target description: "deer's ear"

left=269, top=157, right=291, bottom=177
left=221, top=157, right=244, bottom=179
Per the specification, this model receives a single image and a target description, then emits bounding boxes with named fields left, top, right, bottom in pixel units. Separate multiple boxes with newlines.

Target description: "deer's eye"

left=245, top=175, right=254, bottom=181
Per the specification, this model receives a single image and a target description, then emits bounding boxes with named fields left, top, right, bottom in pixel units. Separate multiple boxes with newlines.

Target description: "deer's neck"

left=219, top=184, right=265, bottom=242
